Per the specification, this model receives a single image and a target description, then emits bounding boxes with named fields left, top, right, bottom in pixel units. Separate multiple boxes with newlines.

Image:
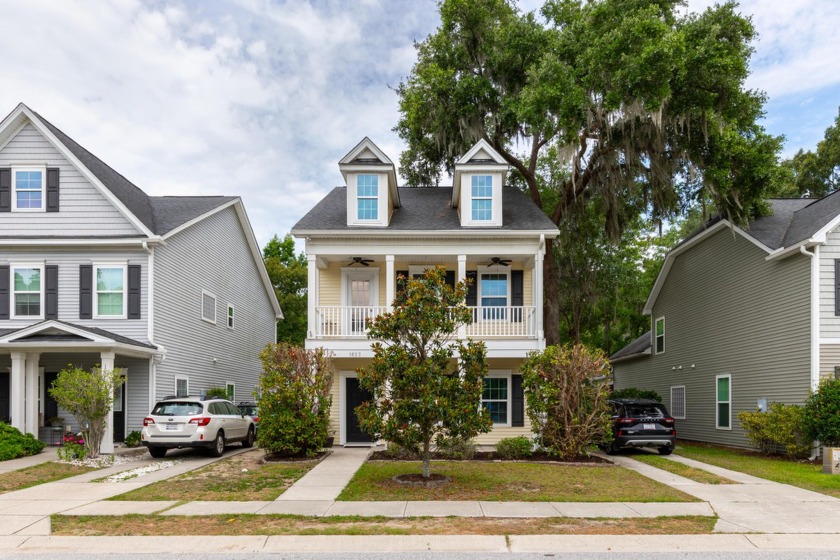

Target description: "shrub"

left=257, top=343, right=334, bottom=457
left=434, top=436, right=476, bottom=460
left=803, top=379, right=840, bottom=447
left=57, top=433, right=86, bottom=461
left=495, top=436, right=533, bottom=459
left=204, top=387, right=229, bottom=400
left=739, top=403, right=810, bottom=458
left=0, top=423, right=45, bottom=461
left=521, top=344, right=613, bottom=460
left=611, top=387, right=662, bottom=402
left=124, top=431, right=142, bottom=448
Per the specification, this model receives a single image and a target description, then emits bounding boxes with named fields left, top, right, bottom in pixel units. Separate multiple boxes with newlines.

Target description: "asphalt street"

left=3, top=553, right=840, bottom=560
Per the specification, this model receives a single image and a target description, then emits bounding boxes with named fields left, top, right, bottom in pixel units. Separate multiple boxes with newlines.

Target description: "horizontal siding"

left=614, top=228, right=811, bottom=448
left=0, top=248, right=149, bottom=341
left=0, top=124, right=140, bottom=236
left=820, top=344, right=840, bottom=381
left=152, top=206, right=276, bottom=403
left=820, top=228, right=840, bottom=335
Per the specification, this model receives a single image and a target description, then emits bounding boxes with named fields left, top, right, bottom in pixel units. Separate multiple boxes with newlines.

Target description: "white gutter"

left=292, top=229, right=560, bottom=239
left=766, top=240, right=819, bottom=261
left=0, top=237, right=166, bottom=246
left=799, top=245, right=821, bottom=392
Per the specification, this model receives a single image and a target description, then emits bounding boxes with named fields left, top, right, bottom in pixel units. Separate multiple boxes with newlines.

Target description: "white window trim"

left=670, top=385, right=686, bottom=420
left=477, top=265, right=510, bottom=319
left=175, top=375, right=189, bottom=398
left=481, top=371, right=512, bottom=427
left=93, top=263, right=128, bottom=319
left=202, top=290, right=217, bottom=324
left=348, top=173, right=387, bottom=227
left=226, top=382, right=235, bottom=402
left=470, top=175, right=493, bottom=222
left=462, top=172, right=502, bottom=227
left=11, top=166, right=46, bottom=212
left=716, top=374, right=732, bottom=431
left=227, top=304, right=235, bottom=329
left=340, top=267, right=380, bottom=307
left=10, top=262, right=45, bottom=320
left=655, top=316, right=665, bottom=355
left=356, top=174, right=379, bottom=221
left=113, top=382, right=124, bottom=413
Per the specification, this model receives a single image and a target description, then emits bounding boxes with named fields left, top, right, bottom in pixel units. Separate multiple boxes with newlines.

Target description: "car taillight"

left=662, top=417, right=675, bottom=426
left=253, top=417, right=259, bottom=423
left=189, top=417, right=211, bottom=426
left=143, top=417, right=155, bottom=426
left=617, top=418, right=635, bottom=424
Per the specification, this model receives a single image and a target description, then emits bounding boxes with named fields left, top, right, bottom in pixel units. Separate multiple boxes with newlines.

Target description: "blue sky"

left=0, top=0, right=838, bottom=247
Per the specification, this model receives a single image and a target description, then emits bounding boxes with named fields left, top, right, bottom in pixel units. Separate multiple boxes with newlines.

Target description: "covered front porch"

left=0, top=320, right=162, bottom=453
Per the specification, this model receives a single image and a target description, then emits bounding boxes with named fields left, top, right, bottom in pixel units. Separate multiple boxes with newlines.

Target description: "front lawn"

left=676, top=442, right=840, bottom=498
left=630, top=453, right=734, bottom=484
left=338, top=461, right=697, bottom=502
left=0, top=462, right=97, bottom=494
left=110, top=450, right=317, bottom=501
left=52, top=514, right=716, bottom=536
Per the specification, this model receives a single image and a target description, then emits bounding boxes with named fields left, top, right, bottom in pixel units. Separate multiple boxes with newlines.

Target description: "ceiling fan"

left=348, top=257, right=374, bottom=267
left=487, top=257, right=511, bottom=266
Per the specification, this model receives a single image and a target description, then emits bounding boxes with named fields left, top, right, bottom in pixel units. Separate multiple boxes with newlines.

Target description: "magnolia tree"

left=49, top=365, right=125, bottom=459
left=257, top=343, right=334, bottom=456
left=521, top=344, right=612, bottom=459
left=357, top=267, right=492, bottom=479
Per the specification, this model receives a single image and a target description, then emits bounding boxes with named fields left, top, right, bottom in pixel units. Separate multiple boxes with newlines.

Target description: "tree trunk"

left=421, top=438, right=431, bottom=478
left=544, top=239, right=560, bottom=346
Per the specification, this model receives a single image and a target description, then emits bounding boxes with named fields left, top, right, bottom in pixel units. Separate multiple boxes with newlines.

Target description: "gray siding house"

left=0, top=103, right=281, bottom=452
left=611, top=195, right=840, bottom=447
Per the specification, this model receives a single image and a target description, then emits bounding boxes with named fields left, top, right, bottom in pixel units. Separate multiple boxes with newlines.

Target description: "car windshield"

left=151, top=402, right=203, bottom=416
left=624, top=404, right=667, bottom=418
left=239, top=405, right=257, bottom=416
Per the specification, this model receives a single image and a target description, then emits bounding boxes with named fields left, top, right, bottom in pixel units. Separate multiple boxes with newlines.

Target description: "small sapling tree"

left=49, top=365, right=125, bottom=459
left=357, top=266, right=492, bottom=479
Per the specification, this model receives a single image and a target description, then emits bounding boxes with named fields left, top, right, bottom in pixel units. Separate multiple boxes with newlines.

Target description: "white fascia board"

left=457, top=139, right=507, bottom=165
left=804, top=212, right=840, bottom=246
left=292, top=228, right=560, bottom=239
left=643, top=220, right=772, bottom=315
left=339, top=137, right=394, bottom=165
left=0, top=320, right=111, bottom=343
left=0, top=340, right=161, bottom=358
left=765, top=239, right=821, bottom=261
left=0, top=237, right=164, bottom=247
left=609, top=349, right=652, bottom=365
left=12, top=105, right=156, bottom=238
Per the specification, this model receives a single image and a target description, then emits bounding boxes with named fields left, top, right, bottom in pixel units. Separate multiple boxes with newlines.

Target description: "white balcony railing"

left=314, top=305, right=537, bottom=338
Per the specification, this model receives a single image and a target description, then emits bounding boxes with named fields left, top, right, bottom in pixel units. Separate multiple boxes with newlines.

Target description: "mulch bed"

left=369, top=450, right=610, bottom=464
left=262, top=450, right=330, bottom=463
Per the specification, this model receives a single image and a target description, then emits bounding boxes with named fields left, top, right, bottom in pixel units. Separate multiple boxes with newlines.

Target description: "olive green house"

left=611, top=193, right=840, bottom=447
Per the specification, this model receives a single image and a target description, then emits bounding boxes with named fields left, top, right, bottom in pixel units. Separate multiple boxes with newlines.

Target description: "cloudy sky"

left=1, top=0, right=838, bottom=247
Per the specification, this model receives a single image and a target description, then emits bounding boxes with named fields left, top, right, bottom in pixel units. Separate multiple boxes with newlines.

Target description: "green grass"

left=338, top=461, right=698, bottom=502
left=0, top=462, right=97, bottom=494
left=630, top=453, right=734, bottom=484
left=675, top=442, right=840, bottom=498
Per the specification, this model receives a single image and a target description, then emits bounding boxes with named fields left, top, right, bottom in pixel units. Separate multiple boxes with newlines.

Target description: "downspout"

left=799, top=245, right=821, bottom=461
left=143, top=241, right=166, bottom=405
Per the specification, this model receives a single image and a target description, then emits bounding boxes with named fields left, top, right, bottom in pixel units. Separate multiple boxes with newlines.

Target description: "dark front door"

left=113, top=381, right=125, bottom=442
left=0, top=371, right=9, bottom=424
left=345, top=377, right=373, bottom=443
left=44, top=372, right=59, bottom=423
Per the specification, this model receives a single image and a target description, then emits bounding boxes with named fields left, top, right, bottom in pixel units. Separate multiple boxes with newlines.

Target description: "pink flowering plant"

left=57, top=433, right=86, bottom=461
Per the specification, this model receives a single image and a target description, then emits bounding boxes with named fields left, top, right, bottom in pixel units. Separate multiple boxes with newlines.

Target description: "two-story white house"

left=0, top=103, right=282, bottom=452
left=291, top=138, right=558, bottom=445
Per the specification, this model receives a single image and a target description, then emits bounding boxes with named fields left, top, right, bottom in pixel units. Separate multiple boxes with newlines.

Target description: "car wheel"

left=604, top=442, right=621, bottom=456
left=148, top=447, right=167, bottom=459
left=209, top=431, right=225, bottom=457
left=242, top=426, right=255, bottom=448
left=658, top=446, right=674, bottom=456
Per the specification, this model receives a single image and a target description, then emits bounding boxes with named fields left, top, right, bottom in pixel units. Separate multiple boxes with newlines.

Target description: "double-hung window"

left=12, top=168, right=45, bottom=211
left=655, top=317, right=665, bottom=354
left=175, top=376, right=189, bottom=398
left=716, top=375, right=731, bottom=430
left=227, top=304, right=235, bottom=329
left=471, top=175, right=493, bottom=221
left=357, top=175, right=378, bottom=220
left=94, top=265, right=126, bottom=318
left=12, top=264, right=43, bottom=318
left=480, top=271, right=508, bottom=320
left=482, top=376, right=510, bottom=425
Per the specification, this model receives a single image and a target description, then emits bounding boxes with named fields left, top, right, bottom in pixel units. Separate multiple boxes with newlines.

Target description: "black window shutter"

left=45, top=265, right=58, bottom=319
left=0, top=265, right=9, bottom=319
left=79, top=265, right=92, bottom=319
left=0, top=168, right=10, bottom=212
left=465, top=271, right=477, bottom=306
left=46, top=168, right=60, bottom=212
left=511, top=270, right=524, bottom=322
left=396, top=270, right=408, bottom=297
left=835, top=260, right=840, bottom=316
left=512, top=374, right=524, bottom=427
left=445, top=270, right=455, bottom=289
left=128, top=265, right=141, bottom=319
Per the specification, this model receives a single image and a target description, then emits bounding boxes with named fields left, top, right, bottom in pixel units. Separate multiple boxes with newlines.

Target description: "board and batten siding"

left=152, top=206, right=276, bottom=403
left=0, top=248, right=149, bottom=341
left=614, top=228, right=811, bottom=448
left=0, top=124, right=140, bottom=236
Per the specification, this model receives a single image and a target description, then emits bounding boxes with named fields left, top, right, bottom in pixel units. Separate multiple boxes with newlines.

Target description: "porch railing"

left=314, top=305, right=537, bottom=338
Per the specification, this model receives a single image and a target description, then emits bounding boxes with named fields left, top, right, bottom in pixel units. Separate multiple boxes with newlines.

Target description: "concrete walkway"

left=277, top=446, right=370, bottom=501
left=0, top=447, right=59, bottom=475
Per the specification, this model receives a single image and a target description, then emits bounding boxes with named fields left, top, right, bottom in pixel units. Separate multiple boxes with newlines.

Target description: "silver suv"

left=141, top=396, right=256, bottom=458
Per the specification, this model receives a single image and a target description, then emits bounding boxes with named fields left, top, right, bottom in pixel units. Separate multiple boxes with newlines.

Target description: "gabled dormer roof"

left=338, top=137, right=400, bottom=208
left=452, top=139, right=509, bottom=207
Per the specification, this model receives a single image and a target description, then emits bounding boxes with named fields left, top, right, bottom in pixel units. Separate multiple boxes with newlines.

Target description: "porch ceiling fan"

left=487, top=257, right=511, bottom=266
left=347, top=256, right=374, bottom=267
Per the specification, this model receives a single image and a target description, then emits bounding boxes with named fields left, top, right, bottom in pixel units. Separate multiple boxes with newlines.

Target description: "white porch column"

left=100, top=352, right=116, bottom=454
left=385, top=255, right=395, bottom=311
left=24, top=353, right=40, bottom=436
left=535, top=236, right=545, bottom=346
left=307, top=254, right=318, bottom=340
left=458, top=254, right=467, bottom=340
left=10, top=353, right=26, bottom=432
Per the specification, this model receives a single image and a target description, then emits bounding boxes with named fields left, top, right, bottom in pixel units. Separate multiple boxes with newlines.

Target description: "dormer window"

left=357, top=175, right=379, bottom=221
left=471, top=175, right=493, bottom=221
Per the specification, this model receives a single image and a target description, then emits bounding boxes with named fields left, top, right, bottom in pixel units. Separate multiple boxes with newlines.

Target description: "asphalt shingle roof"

left=1, top=320, right=157, bottom=350
left=609, top=331, right=651, bottom=362
left=292, top=186, right=558, bottom=232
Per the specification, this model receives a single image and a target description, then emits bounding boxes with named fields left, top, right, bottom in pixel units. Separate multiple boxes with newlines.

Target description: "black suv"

left=602, top=398, right=676, bottom=455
